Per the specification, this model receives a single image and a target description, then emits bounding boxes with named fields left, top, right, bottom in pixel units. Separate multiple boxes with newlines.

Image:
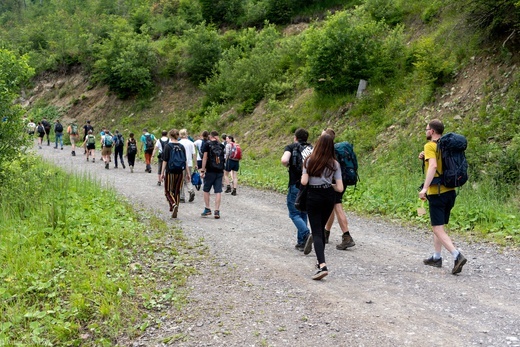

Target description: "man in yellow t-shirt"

left=418, top=119, right=467, bottom=275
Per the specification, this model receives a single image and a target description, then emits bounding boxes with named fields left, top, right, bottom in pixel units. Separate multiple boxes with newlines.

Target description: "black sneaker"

left=423, top=256, right=442, bottom=268
left=303, top=234, right=313, bottom=255
left=225, top=185, right=232, bottom=193
left=452, top=253, right=467, bottom=275
left=189, top=191, right=195, bottom=202
left=295, top=243, right=305, bottom=252
left=312, top=266, right=328, bottom=280
left=231, top=189, right=237, bottom=196
left=105, top=163, right=109, bottom=170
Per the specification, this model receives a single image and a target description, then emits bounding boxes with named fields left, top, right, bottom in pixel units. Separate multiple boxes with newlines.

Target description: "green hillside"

left=1, top=0, right=519, bottom=242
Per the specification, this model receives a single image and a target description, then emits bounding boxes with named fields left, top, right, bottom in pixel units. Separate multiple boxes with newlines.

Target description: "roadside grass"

left=0, top=156, right=199, bottom=346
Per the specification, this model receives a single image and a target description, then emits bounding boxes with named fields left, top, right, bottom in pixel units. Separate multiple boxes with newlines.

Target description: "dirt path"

left=38, top=144, right=520, bottom=347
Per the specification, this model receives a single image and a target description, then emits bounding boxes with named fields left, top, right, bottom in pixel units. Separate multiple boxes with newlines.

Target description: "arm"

left=281, top=150, right=291, bottom=167
left=419, top=157, right=437, bottom=200
left=200, top=152, right=208, bottom=178
left=300, top=172, right=308, bottom=186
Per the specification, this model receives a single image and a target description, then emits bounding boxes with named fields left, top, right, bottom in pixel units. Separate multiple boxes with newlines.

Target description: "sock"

left=451, top=249, right=460, bottom=258
left=433, top=252, right=441, bottom=260
left=343, top=231, right=350, bottom=235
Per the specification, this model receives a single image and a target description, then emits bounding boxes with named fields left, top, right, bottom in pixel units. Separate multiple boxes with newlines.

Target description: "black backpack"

left=291, top=142, right=313, bottom=176
left=127, top=140, right=137, bottom=155
left=113, top=134, right=124, bottom=148
left=167, top=143, right=186, bottom=172
left=208, top=141, right=225, bottom=170
left=335, top=141, right=359, bottom=186
left=432, top=132, right=468, bottom=188
left=145, top=134, right=154, bottom=150
left=55, top=123, right=63, bottom=133
left=159, top=139, right=169, bottom=159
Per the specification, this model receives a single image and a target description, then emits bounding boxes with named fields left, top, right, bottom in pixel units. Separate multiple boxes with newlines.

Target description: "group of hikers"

left=282, top=120, right=467, bottom=281
left=28, top=119, right=242, bottom=222
left=28, top=117, right=467, bottom=281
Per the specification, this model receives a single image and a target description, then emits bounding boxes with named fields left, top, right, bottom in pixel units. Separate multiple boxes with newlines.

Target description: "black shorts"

left=428, top=190, right=456, bottom=226
left=225, top=159, right=239, bottom=172
left=333, top=180, right=348, bottom=204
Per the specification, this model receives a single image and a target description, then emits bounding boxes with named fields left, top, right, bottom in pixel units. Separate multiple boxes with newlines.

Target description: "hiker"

left=27, top=119, right=36, bottom=136
left=67, top=121, right=80, bottom=156
left=160, top=129, right=189, bottom=218
left=179, top=129, right=196, bottom=203
left=83, top=120, right=93, bottom=154
left=126, top=132, right=138, bottom=173
left=322, top=128, right=356, bottom=250
left=200, top=130, right=225, bottom=219
left=418, top=119, right=467, bottom=275
left=300, top=134, right=343, bottom=280
left=36, top=121, right=45, bottom=149
left=83, top=130, right=96, bottom=162
left=281, top=128, right=312, bottom=252
left=224, top=135, right=240, bottom=196
left=54, top=119, right=64, bottom=150
left=112, top=130, right=126, bottom=169
left=194, top=130, right=209, bottom=169
left=152, top=130, right=169, bottom=185
left=141, top=128, right=156, bottom=173
left=41, top=118, right=51, bottom=146
left=101, top=129, right=113, bottom=169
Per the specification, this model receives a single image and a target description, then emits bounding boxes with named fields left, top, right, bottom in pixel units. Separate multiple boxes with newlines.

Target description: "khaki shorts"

left=70, top=135, right=78, bottom=145
left=101, top=147, right=112, bottom=156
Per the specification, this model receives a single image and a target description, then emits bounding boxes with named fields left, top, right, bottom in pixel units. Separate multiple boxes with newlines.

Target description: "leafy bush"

left=0, top=49, right=34, bottom=180
left=302, top=8, right=406, bottom=95
left=364, top=0, right=405, bottom=25
left=202, top=24, right=284, bottom=106
left=92, top=18, right=157, bottom=98
left=200, top=0, right=243, bottom=26
left=467, top=0, right=520, bottom=42
left=180, top=23, right=222, bottom=83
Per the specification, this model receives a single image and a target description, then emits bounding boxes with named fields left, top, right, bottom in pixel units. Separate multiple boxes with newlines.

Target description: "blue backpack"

left=167, top=143, right=186, bottom=172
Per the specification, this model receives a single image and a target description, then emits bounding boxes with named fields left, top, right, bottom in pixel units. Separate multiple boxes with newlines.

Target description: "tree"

left=0, top=49, right=35, bottom=179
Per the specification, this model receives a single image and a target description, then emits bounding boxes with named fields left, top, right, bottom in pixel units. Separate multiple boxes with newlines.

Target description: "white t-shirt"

left=179, top=138, right=195, bottom=167
left=194, top=139, right=203, bottom=161
left=155, top=136, right=169, bottom=156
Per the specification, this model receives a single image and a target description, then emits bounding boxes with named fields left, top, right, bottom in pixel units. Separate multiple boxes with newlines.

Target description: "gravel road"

left=38, top=143, right=520, bottom=347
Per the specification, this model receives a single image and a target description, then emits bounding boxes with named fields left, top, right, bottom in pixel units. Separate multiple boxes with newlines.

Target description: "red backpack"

left=229, top=143, right=242, bottom=161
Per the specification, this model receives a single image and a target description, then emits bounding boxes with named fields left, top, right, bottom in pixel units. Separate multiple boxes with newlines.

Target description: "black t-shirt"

left=83, top=124, right=93, bottom=137
left=284, top=141, right=311, bottom=187
left=202, top=140, right=225, bottom=173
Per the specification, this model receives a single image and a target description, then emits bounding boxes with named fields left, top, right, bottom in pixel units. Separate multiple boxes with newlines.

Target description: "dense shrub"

left=200, top=0, right=243, bottom=26
left=467, top=0, right=520, bottom=42
left=0, top=49, right=34, bottom=180
left=180, top=23, right=222, bottom=83
left=92, top=19, right=157, bottom=98
left=303, top=8, right=406, bottom=95
left=202, top=24, right=283, bottom=106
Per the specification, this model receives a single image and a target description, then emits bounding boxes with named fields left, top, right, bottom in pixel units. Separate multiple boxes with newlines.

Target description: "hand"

left=418, top=188, right=428, bottom=201
left=418, top=151, right=425, bottom=160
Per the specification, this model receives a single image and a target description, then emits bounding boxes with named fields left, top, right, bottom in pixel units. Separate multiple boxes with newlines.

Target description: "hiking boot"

left=72, top=151, right=75, bottom=156
left=423, top=256, right=442, bottom=268
left=189, top=191, right=195, bottom=202
left=312, top=266, right=329, bottom=280
left=171, top=206, right=178, bottom=218
left=324, top=229, right=330, bottom=244
left=336, top=232, right=355, bottom=250
left=231, top=188, right=237, bottom=196
left=214, top=210, right=220, bottom=219
left=225, top=185, right=232, bottom=193
left=452, top=253, right=467, bottom=275
left=303, top=234, right=313, bottom=255
left=295, top=243, right=305, bottom=252
left=201, top=208, right=212, bottom=217
left=105, top=163, right=109, bottom=170
left=61, top=147, right=63, bottom=150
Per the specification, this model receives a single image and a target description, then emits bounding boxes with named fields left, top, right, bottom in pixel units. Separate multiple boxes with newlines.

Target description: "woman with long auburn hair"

left=301, top=134, right=343, bottom=280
